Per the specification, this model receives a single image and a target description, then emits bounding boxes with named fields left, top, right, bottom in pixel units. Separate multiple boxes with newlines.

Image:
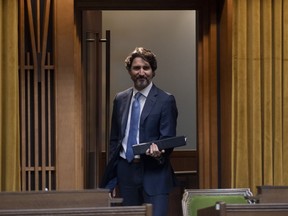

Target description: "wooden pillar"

left=219, top=0, right=233, bottom=188
left=197, top=0, right=219, bottom=189
left=54, top=0, right=84, bottom=189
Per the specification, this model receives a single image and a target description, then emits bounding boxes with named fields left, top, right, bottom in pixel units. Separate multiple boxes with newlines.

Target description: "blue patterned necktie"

left=126, top=92, right=141, bottom=162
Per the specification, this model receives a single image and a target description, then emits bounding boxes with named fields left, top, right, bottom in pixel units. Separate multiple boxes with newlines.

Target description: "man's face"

left=129, top=57, right=154, bottom=91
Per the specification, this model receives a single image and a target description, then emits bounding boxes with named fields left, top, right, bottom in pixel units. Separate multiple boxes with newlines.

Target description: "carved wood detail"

left=19, top=0, right=55, bottom=191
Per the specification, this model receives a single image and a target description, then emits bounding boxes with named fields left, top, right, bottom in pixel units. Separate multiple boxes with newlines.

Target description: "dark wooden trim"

left=75, top=0, right=200, bottom=10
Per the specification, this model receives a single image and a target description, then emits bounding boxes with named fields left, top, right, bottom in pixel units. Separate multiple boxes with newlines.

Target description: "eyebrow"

left=132, top=65, right=151, bottom=69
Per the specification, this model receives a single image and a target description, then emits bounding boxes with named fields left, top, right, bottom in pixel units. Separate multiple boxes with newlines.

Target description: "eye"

left=131, top=65, right=151, bottom=71
left=143, top=66, right=151, bottom=70
left=132, top=66, right=141, bottom=70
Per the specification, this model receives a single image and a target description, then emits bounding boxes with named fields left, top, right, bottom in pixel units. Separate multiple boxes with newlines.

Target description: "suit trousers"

left=117, top=157, right=169, bottom=216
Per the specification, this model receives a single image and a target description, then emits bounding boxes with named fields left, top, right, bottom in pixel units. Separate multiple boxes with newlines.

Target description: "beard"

left=134, top=77, right=150, bottom=90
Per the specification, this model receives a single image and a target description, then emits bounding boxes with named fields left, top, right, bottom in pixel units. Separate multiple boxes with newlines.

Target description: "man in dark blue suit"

left=106, top=47, right=178, bottom=216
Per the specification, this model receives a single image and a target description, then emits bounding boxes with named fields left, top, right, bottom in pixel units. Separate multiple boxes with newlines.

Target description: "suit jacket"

left=101, top=84, right=178, bottom=196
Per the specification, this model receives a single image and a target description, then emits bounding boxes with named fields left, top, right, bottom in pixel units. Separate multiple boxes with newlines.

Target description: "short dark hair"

left=124, top=47, right=157, bottom=72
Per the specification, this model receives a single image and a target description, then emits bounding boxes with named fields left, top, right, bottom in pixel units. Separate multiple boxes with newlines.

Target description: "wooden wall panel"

left=19, top=0, right=223, bottom=192
left=81, top=10, right=103, bottom=189
left=197, top=1, right=219, bottom=189
left=54, top=0, right=84, bottom=189
left=19, top=0, right=56, bottom=191
left=219, top=0, right=233, bottom=188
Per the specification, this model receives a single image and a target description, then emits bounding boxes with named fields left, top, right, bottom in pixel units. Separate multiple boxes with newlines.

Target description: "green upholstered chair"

left=181, top=188, right=253, bottom=216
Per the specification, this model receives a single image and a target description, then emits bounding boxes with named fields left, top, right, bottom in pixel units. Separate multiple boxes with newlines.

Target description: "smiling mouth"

left=136, top=77, right=146, bottom=82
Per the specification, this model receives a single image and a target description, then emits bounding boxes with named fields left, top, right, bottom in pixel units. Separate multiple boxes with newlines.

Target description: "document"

left=132, top=136, right=187, bottom=155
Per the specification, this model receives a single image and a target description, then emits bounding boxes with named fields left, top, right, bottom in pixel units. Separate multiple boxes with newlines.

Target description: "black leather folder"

left=132, top=136, right=187, bottom=155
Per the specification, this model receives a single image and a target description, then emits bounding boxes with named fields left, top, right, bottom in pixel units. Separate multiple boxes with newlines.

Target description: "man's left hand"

left=146, top=143, right=165, bottom=158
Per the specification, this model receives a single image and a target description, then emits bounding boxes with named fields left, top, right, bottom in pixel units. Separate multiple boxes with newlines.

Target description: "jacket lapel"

left=120, top=89, right=133, bottom=137
left=140, top=85, right=158, bottom=123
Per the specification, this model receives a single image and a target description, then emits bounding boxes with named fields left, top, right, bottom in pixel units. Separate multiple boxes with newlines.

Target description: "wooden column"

left=219, top=0, right=233, bottom=188
left=54, top=0, right=84, bottom=189
left=197, top=0, right=219, bottom=189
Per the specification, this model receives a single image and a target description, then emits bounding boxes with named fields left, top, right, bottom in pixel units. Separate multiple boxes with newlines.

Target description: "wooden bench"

left=0, top=189, right=122, bottom=209
left=198, top=202, right=288, bottom=216
left=0, top=204, right=153, bottom=216
left=182, top=188, right=253, bottom=216
left=256, top=185, right=288, bottom=203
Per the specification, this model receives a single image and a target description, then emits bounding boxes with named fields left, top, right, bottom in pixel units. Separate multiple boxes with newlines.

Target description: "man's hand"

left=109, top=188, right=116, bottom=198
left=146, top=143, right=165, bottom=158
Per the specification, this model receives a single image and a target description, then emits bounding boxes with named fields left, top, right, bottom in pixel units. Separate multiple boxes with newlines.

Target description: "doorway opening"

left=82, top=10, right=198, bottom=188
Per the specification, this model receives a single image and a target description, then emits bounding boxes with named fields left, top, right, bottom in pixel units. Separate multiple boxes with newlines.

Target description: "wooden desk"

left=0, top=189, right=122, bottom=209
left=198, top=202, right=288, bottom=216
left=256, top=185, right=288, bottom=203
left=0, top=204, right=153, bottom=216
left=182, top=188, right=252, bottom=216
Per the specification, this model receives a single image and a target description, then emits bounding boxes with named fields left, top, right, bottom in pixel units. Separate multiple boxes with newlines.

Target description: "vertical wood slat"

left=47, top=53, right=52, bottom=190
left=27, top=53, right=32, bottom=191
left=40, top=0, right=48, bottom=191
left=26, top=0, right=40, bottom=191
left=41, top=0, right=51, bottom=190
left=37, top=0, right=40, bottom=53
left=20, top=0, right=26, bottom=192
left=41, top=59, right=46, bottom=191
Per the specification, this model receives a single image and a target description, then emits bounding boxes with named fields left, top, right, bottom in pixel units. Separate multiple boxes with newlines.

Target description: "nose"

left=139, top=68, right=145, bottom=75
